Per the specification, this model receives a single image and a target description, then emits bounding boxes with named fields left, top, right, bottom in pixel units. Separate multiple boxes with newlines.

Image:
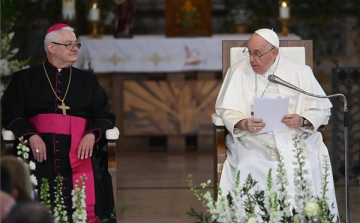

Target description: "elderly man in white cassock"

left=215, top=28, right=338, bottom=218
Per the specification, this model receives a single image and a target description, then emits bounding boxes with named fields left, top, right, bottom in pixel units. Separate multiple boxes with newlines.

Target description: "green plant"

left=188, top=135, right=339, bottom=223
left=0, top=0, right=30, bottom=97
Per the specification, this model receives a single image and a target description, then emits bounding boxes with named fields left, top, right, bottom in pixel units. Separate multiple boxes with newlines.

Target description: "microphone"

left=268, top=74, right=342, bottom=99
left=268, top=73, right=351, bottom=223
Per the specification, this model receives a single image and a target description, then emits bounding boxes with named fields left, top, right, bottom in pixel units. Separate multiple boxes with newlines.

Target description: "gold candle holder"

left=279, top=0, right=290, bottom=36
left=89, top=2, right=100, bottom=38
left=280, top=18, right=289, bottom=36
left=91, top=21, right=99, bottom=38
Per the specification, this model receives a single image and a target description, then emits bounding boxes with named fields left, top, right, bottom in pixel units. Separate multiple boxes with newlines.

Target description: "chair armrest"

left=105, top=127, right=119, bottom=209
left=212, top=113, right=224, bottom=126
left=2, top=129, right=15, bottom=141
left=2, top=129, right=15, bottom=155
left=105, top=127, right=120, bottom=140
left=2, top=128, right=120, bottom=141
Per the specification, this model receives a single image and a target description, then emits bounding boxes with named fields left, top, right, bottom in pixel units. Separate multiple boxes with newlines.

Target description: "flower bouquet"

left=16, top=138, right=87, bottom=223
left=188, top=135, right=339, bottom=223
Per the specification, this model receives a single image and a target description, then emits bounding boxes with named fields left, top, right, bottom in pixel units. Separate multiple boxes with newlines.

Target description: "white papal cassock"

left=215, top=54, right=338, bottom=217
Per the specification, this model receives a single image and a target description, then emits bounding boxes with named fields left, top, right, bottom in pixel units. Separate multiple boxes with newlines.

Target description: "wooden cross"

left=58, top=102, right=70, bottom=115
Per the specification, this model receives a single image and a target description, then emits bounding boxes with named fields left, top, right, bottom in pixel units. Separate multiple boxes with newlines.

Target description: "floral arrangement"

left=16, top=139, right=88, bottom=223
left=72, top=175, right=88, bottom=223
left=1, top=0, right=30, bottom=98
left=188, top=135, right=339, bottom=223
left=0, top=30, right=30, bottom=96
left=54, top=175, right=69, bottom=223
left=16, top=138, right=37, bottom=187
left=15, top=137, right=130, bottom=222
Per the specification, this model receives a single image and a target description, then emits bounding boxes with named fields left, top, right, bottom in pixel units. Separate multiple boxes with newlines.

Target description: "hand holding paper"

left=253, top=97, right=289, bottom=133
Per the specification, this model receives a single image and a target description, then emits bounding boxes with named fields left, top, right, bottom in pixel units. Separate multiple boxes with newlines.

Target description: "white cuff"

left=233, top=128, right=247, bottom=138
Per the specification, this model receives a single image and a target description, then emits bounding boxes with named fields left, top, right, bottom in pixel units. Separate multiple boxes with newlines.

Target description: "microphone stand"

left=268, top=75, right=350, bottom=223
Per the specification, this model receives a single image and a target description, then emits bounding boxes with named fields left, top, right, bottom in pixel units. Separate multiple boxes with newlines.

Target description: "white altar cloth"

left=73, top=34, right=301, bottom=73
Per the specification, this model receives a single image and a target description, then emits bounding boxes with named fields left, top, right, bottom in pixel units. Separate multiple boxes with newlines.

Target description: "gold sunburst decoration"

left=123, top=80, right=222, bottom=135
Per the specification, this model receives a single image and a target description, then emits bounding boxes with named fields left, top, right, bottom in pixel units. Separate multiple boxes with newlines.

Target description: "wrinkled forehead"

left=247, top=34, right=270, bottom=51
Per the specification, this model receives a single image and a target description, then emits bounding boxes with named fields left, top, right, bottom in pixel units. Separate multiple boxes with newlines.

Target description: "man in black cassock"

left=2, top=24, right=116, bottom=223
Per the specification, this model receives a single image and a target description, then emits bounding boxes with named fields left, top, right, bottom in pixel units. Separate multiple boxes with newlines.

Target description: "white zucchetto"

left=255, top=28, right=279, bottom=48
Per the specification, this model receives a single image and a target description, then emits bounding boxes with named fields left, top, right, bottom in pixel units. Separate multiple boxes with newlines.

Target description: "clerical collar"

left=45, top=60, right=70, bottom=73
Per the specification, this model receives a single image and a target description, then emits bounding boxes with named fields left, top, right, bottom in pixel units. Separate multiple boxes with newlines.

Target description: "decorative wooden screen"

left=331, top=67, right=360, bottom=182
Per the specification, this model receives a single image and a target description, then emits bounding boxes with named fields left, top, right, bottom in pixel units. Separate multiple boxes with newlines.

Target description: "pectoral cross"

left=58, top=102, right=70, bottom=115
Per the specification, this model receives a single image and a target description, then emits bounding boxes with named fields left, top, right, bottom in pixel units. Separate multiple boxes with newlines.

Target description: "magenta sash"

left=29, top=114, right=96, bottom=222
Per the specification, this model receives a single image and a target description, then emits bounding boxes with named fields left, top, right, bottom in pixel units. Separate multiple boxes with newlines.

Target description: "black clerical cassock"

left=2, top=60, right=116, bottom=222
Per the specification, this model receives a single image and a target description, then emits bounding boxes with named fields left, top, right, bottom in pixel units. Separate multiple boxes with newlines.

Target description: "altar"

left=74, top=34, right=301, bottom=73
left=74, top=34, right=301, bottom=152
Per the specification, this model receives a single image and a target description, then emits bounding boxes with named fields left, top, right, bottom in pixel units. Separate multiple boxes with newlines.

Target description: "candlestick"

left=280, top=19, right=289, bottom=36
left=279, top=1, right=290, bottom=19
left=91, top=21, right=99, bottom=38
left=89, top=3, right=100, bottom=21
left=279, top=1, right=290, bottom=36
left=89, top=2, right=100, bottom=38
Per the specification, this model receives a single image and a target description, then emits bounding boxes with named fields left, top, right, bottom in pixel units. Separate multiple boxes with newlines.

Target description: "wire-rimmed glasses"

left=52, top=42, right=82, bottom=50
left=243, top=47, right=274, bottom=59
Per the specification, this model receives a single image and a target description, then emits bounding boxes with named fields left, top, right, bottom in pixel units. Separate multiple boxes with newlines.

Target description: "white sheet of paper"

left=254, top=97, right=289, bottom=133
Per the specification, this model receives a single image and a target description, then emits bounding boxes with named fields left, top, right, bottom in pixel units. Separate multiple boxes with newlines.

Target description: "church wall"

left=5, top=1, right=359, bottom=153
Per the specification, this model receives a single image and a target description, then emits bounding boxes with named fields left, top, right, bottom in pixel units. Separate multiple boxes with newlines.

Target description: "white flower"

left=29, top=161, right=36, bottom=170
left=8, top=32, right=14, bottom=41
left=30, top=174, right=38, bottom=186
left=1, top=26, right=29, bottom=96
left=304, top=202, right=320, bottom=217
left=72, top=175, right=88, bottom=223
left=0, top=59, right=10, bottom=76
left=247, top=217, right=258, bottom=223
left=188, top=135, right=338, bottom=223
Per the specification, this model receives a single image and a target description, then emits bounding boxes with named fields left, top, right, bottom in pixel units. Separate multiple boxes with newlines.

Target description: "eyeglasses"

left=52, top=42, right=81, bottom=50
left=243, top=47, right=274, bottom=59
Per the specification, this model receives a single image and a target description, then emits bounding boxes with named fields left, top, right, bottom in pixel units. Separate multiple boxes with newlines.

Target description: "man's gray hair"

left=44, top=26, right=74, bottom=56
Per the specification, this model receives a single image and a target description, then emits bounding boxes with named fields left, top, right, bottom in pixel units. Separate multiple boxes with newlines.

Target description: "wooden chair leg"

left=214, top=125, right=226, bottom=199
left=107, top=139, right=117, bottom=209
left=3, top=142, right=14, bottom=156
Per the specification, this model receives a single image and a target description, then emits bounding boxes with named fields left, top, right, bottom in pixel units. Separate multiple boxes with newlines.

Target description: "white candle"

left=279, top=2, right=290, bottom=19
left=89, top=3, right=100, bottom=21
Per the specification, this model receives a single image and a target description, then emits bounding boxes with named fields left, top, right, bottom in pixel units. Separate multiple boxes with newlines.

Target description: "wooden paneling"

left=123, top=80, right=221, bottom=136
